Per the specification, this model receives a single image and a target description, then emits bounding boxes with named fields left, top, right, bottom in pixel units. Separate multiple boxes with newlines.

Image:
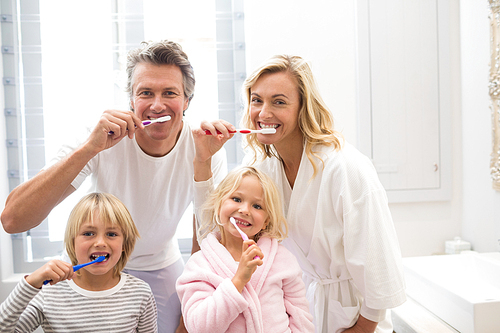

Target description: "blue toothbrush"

left=43, top=256, right=106, bottom=285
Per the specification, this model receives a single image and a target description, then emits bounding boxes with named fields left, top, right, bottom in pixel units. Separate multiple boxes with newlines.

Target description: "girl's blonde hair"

left=64, top=192, right=140, bottom=277
left=198, top=166, right=288, bottom=243
left=241, top=55, right=344, bottom=178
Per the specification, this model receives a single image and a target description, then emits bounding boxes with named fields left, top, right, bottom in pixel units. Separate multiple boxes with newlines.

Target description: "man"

left=1, top=40, right=227, bottom=333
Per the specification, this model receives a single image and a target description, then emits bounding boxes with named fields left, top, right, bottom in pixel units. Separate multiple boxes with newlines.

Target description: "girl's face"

left=249, top=71, right=303, bottom=149
left=219, top=175, right=269, bottom=241
left=74, top=214, right=124, bottom=278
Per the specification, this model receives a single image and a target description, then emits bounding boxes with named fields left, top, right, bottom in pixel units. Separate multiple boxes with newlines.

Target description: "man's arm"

left=1, top=143, right=96, bottom=233
left=1, top=109, right=143, bottom=234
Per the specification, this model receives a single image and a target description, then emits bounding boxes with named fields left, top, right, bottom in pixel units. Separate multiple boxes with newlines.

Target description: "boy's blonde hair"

left=64, top=192, right=140, bottom=277
left=198, top=166, right=288, bottom=243
left=241, top=54, right=344, bottom=178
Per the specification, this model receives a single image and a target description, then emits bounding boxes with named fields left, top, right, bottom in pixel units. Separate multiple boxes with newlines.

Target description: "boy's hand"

left=231, top=240, right=264, bottom=292
left=25, top=259, right=75, bottom=289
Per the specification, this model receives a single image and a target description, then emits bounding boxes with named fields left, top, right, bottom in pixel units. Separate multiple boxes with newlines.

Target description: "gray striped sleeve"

left=0, top=276, right=44, bottom=332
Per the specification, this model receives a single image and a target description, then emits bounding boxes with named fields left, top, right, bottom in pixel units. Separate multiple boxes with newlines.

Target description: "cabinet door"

left=356, top=0, right=451, bottom=202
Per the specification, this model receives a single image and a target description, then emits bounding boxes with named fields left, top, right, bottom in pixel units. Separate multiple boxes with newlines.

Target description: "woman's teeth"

left=260, top=123, right=278, bottom=129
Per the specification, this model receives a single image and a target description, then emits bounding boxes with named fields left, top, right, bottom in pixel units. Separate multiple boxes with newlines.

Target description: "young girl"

left=176, top=166, right=314, bottom=333
left=0, top=192, right=158, bottom=332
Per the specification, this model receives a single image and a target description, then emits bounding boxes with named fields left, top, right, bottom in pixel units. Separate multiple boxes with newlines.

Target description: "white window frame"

left=1, top=0, right=246, bottom=293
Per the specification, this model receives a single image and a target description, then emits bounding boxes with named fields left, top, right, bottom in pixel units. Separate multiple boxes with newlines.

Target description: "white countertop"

left=392, top=297, right=459, bottom=333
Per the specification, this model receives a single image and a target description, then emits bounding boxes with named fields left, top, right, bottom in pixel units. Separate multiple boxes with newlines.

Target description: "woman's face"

left=249, top=71, right=303, bottom=149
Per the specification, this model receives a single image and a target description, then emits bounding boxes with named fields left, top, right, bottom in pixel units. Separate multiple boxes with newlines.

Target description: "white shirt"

left=49, top=121, right=227, bottom=271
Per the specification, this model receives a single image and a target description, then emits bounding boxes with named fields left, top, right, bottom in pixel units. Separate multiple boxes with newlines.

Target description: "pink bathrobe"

left=176, top=233, right=314, bottom=333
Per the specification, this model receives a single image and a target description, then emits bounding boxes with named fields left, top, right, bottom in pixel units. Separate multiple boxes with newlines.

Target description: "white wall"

left=244, top=0, right=469, bottom=257
left=460, top=0, right=500, bottom=252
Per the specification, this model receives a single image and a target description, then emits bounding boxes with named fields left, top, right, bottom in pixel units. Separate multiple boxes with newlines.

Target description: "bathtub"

left=403, top=252, right=500, bottom=333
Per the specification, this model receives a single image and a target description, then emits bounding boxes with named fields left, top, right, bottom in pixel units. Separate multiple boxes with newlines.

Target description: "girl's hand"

left=231, top=240, right=264, bottom=293
left=25, top=259, right=75, bottom=289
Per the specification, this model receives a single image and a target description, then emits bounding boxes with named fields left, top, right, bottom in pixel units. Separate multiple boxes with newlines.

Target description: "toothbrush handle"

left=240, top=235, right=260, bottom=260
left=204, top=129, right=237, bottom=135
left=72, top=261, right=94, bottom=272
left=43, top=260, right=98, bottom=285
left=108, top=120, right=154, bottom=135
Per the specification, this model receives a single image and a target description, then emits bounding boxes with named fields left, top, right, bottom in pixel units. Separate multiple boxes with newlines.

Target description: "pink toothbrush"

left=204, top=128, right=276, bottom=135
left=229, top=217, right=260, bottom=259
left=108, top=116, right=171, bottom=135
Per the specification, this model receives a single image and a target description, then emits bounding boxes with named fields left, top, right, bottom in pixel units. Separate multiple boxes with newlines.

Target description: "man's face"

left=130, top=63, right=189, bottom=147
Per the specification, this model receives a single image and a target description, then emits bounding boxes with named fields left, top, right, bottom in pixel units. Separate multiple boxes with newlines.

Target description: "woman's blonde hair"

left=64, top=193, right=140, bottom=277
left=241, top=55, right=343, bottom=178
left=198, top=166, right=288, bottom=243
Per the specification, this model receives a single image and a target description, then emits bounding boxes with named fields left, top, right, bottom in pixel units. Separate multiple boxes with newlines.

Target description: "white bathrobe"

left=251, top=142, right=406, bottom=333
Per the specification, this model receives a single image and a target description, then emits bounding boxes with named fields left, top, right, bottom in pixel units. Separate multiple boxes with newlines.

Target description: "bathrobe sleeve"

left=279, top=247, right=315, bottom=332
left=176, top=251, right=249, bottom=333
left=0, top=277, right=45, bottom=332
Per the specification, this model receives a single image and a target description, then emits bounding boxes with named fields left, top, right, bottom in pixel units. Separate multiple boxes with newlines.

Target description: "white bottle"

left=445, top=237, right=471, bottom=254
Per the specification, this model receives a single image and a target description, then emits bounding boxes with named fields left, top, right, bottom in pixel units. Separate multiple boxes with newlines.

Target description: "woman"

left=192, top=55, right=406, bottom=333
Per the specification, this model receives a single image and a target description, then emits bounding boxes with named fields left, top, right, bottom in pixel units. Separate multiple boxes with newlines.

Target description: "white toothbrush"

left=108, top=116, right=171, bottom=135
left=141, top=115, right=171, bottom=126
left=204, top=128, right=276, bottom=135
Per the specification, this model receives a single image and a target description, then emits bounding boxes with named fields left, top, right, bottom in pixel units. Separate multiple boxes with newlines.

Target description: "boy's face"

left=74, top=214, right=124, bottom=278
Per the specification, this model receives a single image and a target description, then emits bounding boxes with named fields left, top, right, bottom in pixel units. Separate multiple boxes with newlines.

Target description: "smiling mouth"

left=258, top=122, right=279, bottom=130
left=90, top=254, right=109, bottom=262
left=235, top=219, right=252, bottom=227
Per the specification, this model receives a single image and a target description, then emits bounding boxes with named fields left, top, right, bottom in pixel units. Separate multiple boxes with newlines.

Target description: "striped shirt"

left=0, top=273, right=157, bottom=332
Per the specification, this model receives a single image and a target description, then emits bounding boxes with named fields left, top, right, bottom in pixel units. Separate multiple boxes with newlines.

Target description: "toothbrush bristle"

left=262, top=128, right=276, bottom=134
left=157, top=116, right=171, bottom=122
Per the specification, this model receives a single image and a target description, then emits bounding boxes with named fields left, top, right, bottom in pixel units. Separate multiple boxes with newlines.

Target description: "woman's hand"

left=192, top=119, right=235, bottom=181
left=193, top=120, right=235, bottom=162
left=25, top=259, right=75, bottom=289
left=342, top=314, right=377, bottom=333
left=231, top=240, right=264, bottom=293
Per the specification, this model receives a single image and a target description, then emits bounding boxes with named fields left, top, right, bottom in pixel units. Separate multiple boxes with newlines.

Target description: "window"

left=2, top=0, right=245, bottom=274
